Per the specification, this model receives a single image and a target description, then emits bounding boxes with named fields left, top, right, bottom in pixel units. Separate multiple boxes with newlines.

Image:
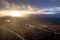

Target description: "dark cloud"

left=50, top=0, right=60, bottom=2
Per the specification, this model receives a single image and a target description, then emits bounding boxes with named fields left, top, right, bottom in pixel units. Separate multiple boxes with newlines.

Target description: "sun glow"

left=10, top=11, right=22, bottom=17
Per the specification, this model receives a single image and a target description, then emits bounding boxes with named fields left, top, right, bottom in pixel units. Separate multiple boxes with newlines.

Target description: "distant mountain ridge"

left=30, top=13, right=60, bottom=18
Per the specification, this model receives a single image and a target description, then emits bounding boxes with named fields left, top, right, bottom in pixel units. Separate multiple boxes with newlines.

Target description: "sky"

left=0, top=0, right=60, bottom=16
left=0, top=0, right=60, bottom=9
